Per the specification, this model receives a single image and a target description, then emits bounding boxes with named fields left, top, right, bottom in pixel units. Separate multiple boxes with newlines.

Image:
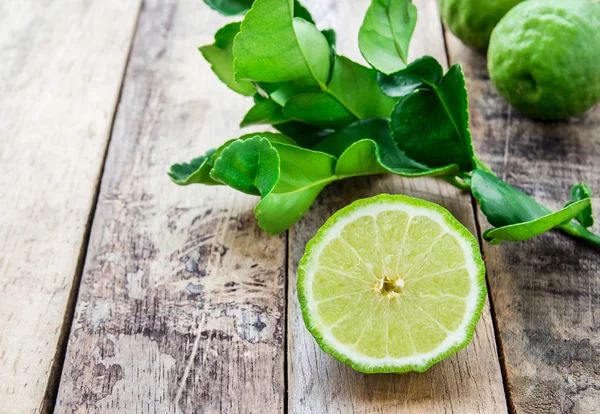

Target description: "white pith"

left=303, top=201, right=482, bottom=369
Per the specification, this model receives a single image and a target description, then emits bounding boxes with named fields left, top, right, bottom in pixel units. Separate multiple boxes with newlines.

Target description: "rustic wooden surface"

left=0, top=0, right=141, bottom=412
left=446, top=33, right=600, bottom=414
left=55, top=0, right=286, bottom=412
left=286, top=1, right=506, bottom=413
left=2, top=0, right=599, bottom=412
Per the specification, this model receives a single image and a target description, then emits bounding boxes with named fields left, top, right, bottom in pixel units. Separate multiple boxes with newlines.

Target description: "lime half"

left=298, top=194, right=486, bottom=373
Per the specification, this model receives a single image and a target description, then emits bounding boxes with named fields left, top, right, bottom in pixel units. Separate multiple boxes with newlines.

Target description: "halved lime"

left=298, top=194, right=486, bottom=373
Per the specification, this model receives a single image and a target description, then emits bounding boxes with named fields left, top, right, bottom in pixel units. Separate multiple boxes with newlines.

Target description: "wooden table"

left=1, top=0, right=598, bottom=412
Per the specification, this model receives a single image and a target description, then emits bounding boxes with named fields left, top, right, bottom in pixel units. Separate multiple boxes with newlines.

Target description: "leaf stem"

left=443, top=176, right=471, bottom=190
left=559, top=222, right=600, bottom=249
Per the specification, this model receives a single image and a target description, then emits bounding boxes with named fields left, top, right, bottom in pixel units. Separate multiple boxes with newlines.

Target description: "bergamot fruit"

left=298, top=194, right=486, bottom=373
left=488, top=0, right=600, bottom=120
left=439, top=0, right=523, bottom=50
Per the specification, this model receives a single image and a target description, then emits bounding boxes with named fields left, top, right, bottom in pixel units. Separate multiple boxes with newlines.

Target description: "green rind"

left=439, top=0, right=523, bottom=50
left=487, top=0, right=600, bottom=120
left=297, top=193, right=487, bottom=373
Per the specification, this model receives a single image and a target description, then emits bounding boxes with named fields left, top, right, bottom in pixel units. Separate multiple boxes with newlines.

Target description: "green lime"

left=488, top=0, right=600, bottom=120
left=297, top=194, right=486, bottom=373
left=439, top=0, right=523, bottom=50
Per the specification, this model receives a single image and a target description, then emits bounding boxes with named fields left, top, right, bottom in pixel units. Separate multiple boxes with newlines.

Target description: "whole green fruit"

left=488, top=0, right=600, bottom=120
left=439, top=0, right=523, bottom=50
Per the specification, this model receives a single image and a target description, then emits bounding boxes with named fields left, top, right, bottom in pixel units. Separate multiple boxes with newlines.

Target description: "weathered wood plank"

left=55, top=0, right=285, bottom=412
left=0, top=1, right=141, bottom=412
left=446, top=32, right=600, bottom=413
left=288, top=1, right=507, bottom=412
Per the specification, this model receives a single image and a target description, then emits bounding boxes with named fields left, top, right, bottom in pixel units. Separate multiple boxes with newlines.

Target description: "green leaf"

left=208, top=133, right=295, bottom=167
left=173, top=134, right=336, bottom=234
left=283, top=92, right=355, bottom=128
left=235, top=131, right=297, bottom=146
left=390, top=62, right=475, bottom=172
left=204, top=0, right=314, bottom=22
left=233, top=0, right=330, bottom=86
left=334, top=139, right=389, bottom=177
left=168, top=150, right=221, bottom=186
left=314, top=118, right=389, bottom=157
left=210, top=136, right=280, bottom=196
left=471, top=169, right=592, bottom=244
left=270, top=56, right=397, bottom=129
left=255, top=143, right=337, bottom=234
left=234, top=0, right=392, bottom=125
left=321, top=29, right=337, bottom=51
left=484, top=200, right=591, bottom=244
left=169, top=132, right=295, bottom=185
left=292, top=0, right=315, bottom=24
left=315, top=118, right=457, bottom=177
left=471, top=169, right=550, bottom=227
left=358, top=0, right=417, bottom=74
left=565, top=182, right=594, bottom=228
left=213, top=133, right=297, bottom=165
left=273, top=121, right=332, bottom=148
left=326, top=55, right=397, bottom=120
left=255, top=83, right=334, bottom=145
left=204, top=0, right=254, bottom=15
left=240, top=95, right=289, bottom=127
left=378, top=56, right=443, bottom=97
left=256, top=120, right=455, bottom=234
left=321, top=29, right=337, bottom=82
left=199, top=23, right=257, bottom=96
left=258, top=82, right=317, bottom=106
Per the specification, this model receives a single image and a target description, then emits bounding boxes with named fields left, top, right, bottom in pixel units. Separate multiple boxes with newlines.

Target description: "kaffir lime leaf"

left=439, top=0, right=523, bottom=50
left=297, top=194, right=486, bottom=373
left=488, top=0, right=600, bottom=120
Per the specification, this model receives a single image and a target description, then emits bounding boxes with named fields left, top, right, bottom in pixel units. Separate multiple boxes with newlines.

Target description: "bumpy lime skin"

left=488, top=0, right=600, bottom=120
left=439, top=0, right=523, bottom=50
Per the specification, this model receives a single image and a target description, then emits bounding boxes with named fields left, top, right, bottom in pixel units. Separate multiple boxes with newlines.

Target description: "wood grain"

left=445, top=32, right=600, bottom=414
left=0, top=1, right=141, bottom=412
left=287, top=1, right=507, bottom=412
left=55, top=0, right=286, bottom=412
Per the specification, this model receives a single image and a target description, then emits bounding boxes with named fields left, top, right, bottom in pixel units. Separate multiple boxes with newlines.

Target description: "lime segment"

left=298, top=194, right=486, bottom=373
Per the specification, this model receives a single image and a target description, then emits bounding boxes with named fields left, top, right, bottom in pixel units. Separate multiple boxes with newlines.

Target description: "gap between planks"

left=284, top=230, right=291, bottom=414
left=40, top=5, right=145, bottom=412
left=0, top=1, right=143, bottom=412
